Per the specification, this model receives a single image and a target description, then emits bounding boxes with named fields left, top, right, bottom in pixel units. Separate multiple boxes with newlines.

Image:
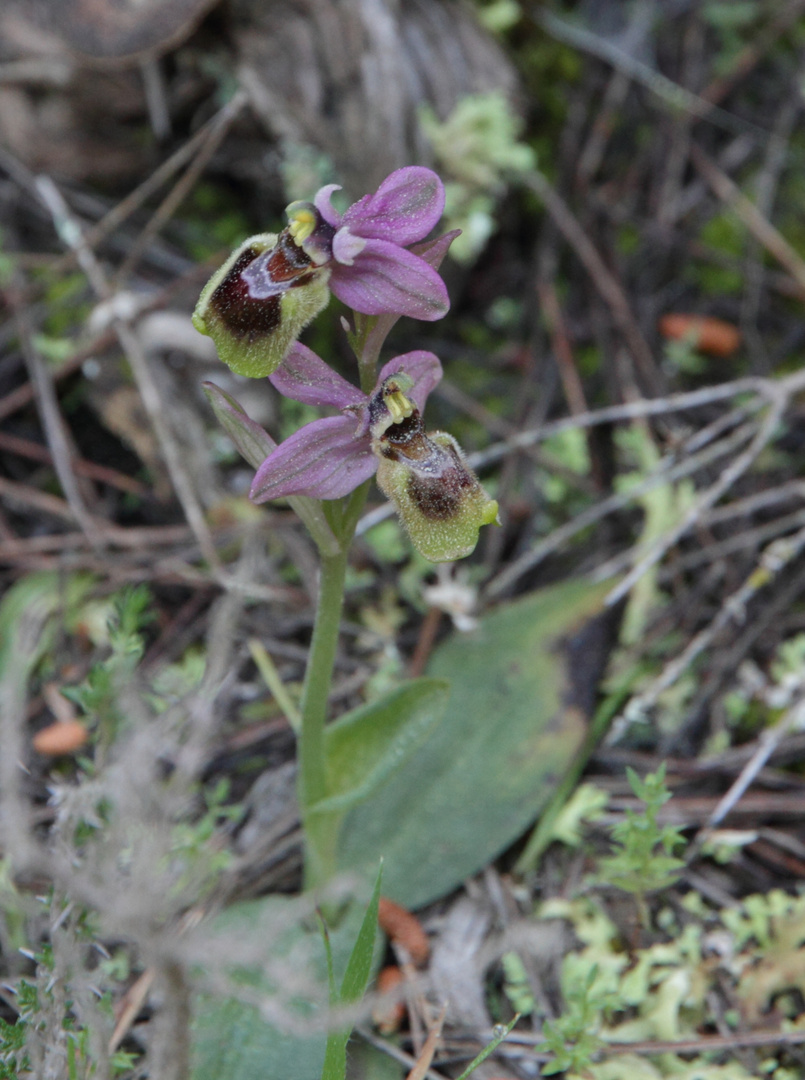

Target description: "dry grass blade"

left=485, top=410, right=762, bottom=599
left=12, top=277, right=104, bottom=547
left=691, top=143, right=805, bottom=297
left=108, top=968, right=156, bottom=1053
left=534, top=7, right=769, bottom=139
left=525, top=169, right=661, bottom=395
left=405, top=1006, right=447, bottom=1080
left=0, top=428, right=147, bottom=494
left=605, top=393, right=787, bottom=608
left=116, top=88, right=248, bottom=282
left=30, top=169, right=223, bottom=574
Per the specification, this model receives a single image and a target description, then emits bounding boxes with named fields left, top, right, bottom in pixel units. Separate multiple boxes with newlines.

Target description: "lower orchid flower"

left=208, top=343, right=498, bottom=562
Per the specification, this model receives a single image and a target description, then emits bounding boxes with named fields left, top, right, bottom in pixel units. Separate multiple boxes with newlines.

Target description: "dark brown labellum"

left=407, top=446, right=475, bottom=520
left=208, top=246, right=283, bottom=340
left=208, top=232, right=317, bottom=342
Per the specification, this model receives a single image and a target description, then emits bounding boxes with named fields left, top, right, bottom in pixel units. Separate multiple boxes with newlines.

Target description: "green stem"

left=299, top=545, right=350, bottom=811
left=352, top=313, right=384, bottom=393
left=299, top=480, right=371, bottom=890
left=298, top=318, right=380, bottom=890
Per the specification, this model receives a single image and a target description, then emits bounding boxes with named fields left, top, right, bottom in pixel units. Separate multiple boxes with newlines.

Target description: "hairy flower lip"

left=191, top=232, right=330, bottom=378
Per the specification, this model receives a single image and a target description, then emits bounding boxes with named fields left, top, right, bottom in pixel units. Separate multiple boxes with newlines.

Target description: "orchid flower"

left=245, top=344, right=498, bottom=562
left=192, top=168, right=452, bottom=378
left=285, top=166, right=450, bottom=321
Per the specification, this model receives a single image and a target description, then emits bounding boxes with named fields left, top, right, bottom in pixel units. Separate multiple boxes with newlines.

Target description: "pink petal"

left=270, top=343, right=365, bottom=408
left=313, top=184, right=344, bottom=228
left=329, top=239, right=449, bottom=321
left=378, top=351, right=442, bottom=412
left=411, top=229, right=461, bottom=271
left=332, top=227, right=367, bottom=266
left=343, top=167, right=445, bottom=245
left=337, top=232, right=460, bottom=348
left=250, top=416, right=375, bottom=502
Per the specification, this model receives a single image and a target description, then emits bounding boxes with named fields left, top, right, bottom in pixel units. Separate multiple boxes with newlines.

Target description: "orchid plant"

left=194, top=167, right=498, bottom=889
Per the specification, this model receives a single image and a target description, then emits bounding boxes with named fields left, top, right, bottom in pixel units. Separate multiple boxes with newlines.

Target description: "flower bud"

left=192, top=231, right=330, bottom=378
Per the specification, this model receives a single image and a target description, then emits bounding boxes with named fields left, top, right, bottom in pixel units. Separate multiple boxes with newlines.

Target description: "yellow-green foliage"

left=538, top=890, right=805, bottom=1078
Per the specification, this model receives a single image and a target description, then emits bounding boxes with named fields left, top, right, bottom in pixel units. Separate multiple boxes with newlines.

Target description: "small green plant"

left=596, top=765, right=686, bottom=924
left=166, top=778, right=244, bottom=900
left=0, top=1014, right=28, bottom=1079
left=319, top=866, right=382, bottom=1080
left=538, top=966, right=613, bottom=1077
left=419, top=92, right=535, bottom=262
left=62, top=584, right=154, bottom=755
left=0, top=933, right=135, bottom=1080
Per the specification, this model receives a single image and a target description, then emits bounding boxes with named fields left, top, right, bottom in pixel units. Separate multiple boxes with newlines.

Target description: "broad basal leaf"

left=192, top=886, right=380, bottom=1080
left=311, top=678, right=449, bottom=815
left=335, top=578, right=613, bottom=907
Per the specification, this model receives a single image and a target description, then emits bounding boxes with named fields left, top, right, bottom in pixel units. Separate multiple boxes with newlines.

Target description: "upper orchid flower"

left=245, top=344, right=498, bottom=562
left=192, top=169, right=453, bottom=379
left=286, top=166, right=450, bottom=321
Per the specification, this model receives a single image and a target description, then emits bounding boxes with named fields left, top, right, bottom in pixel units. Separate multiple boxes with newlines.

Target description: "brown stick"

left=526, top=170, right=661, bottom=395
left=691, top=143, right=805, bottom=297
left=0, top=429, right=146, bottom=495
left=409, top=606, right=443, bottom=678
left=536, top=277, right=588, bottom=415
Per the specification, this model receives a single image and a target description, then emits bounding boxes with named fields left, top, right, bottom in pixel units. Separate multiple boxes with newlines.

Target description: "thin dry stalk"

left=0, top=428, right=147, bottom=494
left=116, top=89, right=249, bottom=282
left=525, top=169, right=661, bottom=395
left=13, top=285, right=103, bottom=548
left=41, top=92, right=250, bottom=281
left=535, top=276, right=588, bottom=416
left=605, top=392, right=787, bottom=608
left=32, top=171, right=223, bottom=575
left=691, top=143, right=805, bottom=298
left=534, top=7, right=767, bottom=140
left=485, top=412, right=761, bottom=599
left=624, top=524, right=805, bottom=727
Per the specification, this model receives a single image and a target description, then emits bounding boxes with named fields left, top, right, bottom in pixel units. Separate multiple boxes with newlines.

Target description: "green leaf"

left=338, top=863, right=382, bottom=1005
left=310, top=679, right=450, bottom=815
left=335, top=578, right=612, bottom=907
left=319, top=915, right=337, bottom=1003
left=192, top=890, right=378, bottom=1080
left=202, top=381, right=276, bottom=469
left=321, top=865, right=382, bottom=1080
left=202, top=381, right=340, bottom=556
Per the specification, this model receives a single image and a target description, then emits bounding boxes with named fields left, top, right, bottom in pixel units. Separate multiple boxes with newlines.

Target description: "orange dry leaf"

left=658, top=313, right=741, bottom=357
left=372, top=965, right=406, bottom=1033
left=377, top=896, right=430, bottom=966
left=33, top=720, right=89, bottom=756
